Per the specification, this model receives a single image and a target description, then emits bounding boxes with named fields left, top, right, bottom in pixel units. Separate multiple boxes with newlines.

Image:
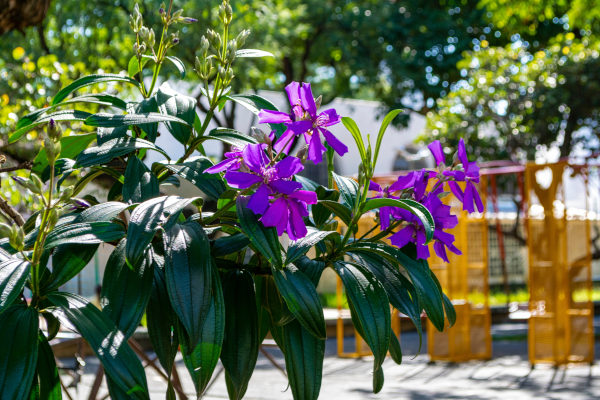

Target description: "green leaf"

left=361, top=197, right=435, bottom=243
left=84, top=112, right=190, bottom=128
left=37, top=336, right=62, bottom=399
left=146, top=249, right=179, bottom=374
left=33, top=133, right=96, bottom=179
left=0, top=259, right=30, bottom=313
left=126, top=196, right=199, bottom=268
left=373, top=109, right=402, bottom=168
left=236, top=196, right=283, bottom=267
left=163, top=222, right=212, bottom=347
left=127, top=55, right=153, bottom=78
left=388, top=330, right=402, bottom=365
left=318, top=200, right=352, bottom=226
left=162, top=157, right=226, bottom=201
left=282, top=319, right=325, bottom=400
left=44, top=244, right=99, bottom=291
left=76, top=136, right=169, bottom=168
left=220, top=270, right=259, bottom=400
left=97, top=126, right=128, bottom=145
left=101, top=240, right=154, bottom=338
left=47, top=292, right=148, bottom=399
left=9, top=110, right=93, bottom=143
left=235, top=49, right=274, bottom=58
left=165, top=56, right=186, bottom=78
left=44, top=222, right=125, bottom=249
left=211, top=233, right=250, bottom=257
left=262, top=276, right=294, bottom=326
left=206, top=128, right=257, bottom=148
left=132, top=97, right=159, bottom=141
left=286, top=228, right=337, bottom=265
left=75, top=201, right=131, bottom=223
left=226, top=94, right=285, bottom=136
left=180, top=268, right=224, bottom=396
left=429, top=271, right=456, bottom=327
left=340, top=117, right=368, bottom=168
left=52, top=73, right=139, bottom=105
left=333, top=262, right=390, bottom=371
left=293, top=256, right=326, bottom=287
left=0, top=305, right=39, bottom=400
left=157, top=83, right=196, bottom=145
left=272, top=264, right=326, bottom=339
left=332, top=173, right=359, bottom=210
left=123, top=157, right=159, bottom=204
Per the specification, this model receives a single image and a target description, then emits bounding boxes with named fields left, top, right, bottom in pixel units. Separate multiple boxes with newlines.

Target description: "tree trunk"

left=0, top=0, right=52, bottom=35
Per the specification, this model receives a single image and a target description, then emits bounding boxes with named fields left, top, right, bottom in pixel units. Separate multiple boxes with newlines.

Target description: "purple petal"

left=242, top=143, right=269, bottom=173
left=379, top=206, right=391, bottom=231
left=389, top=172, right=416, bottom=191
left=300, top=83, right=317, bottom=118
left=273, top=129, right=297, bottom=154
left=307, top=130, right=325, bottom=164
left=224, top=171, right=262, bottom=189
left=428, top=140, right=445, bottom=166
left=275, top=156, right=304, bottom=178
left=448, top=181, right=464, bottom=202
left=471, top=182, right=484, bottom=212
left=270, top=179, right=302, bottom=195
left=288, top=190, right=317, bottom=204
left=205, top=158, right=238, bottom=174
left=287, top=199, right=308, bottom=239
left=443, top=170, right=465, bottom=181
left=465, top=162, right=480, bottom=182
left=318, top=109, right=341, bottom=127
left=457, top=138, right=468, bottom=167
left=462, top=182, right=475, bottom=213
left=258, top=109, right=292, bottom=124
left=320, top=128, right=348, bottom=156
left=285, top=82, right=301, bottom=107
left=415, top=230, right=430, bottom=259
left=369, top=180, right=382, bottom=192
left=288, top=120, right=313, bottom=135
left=247, top=184, right=270, bottom=215
left=389, top=225, right=415, bottom=249
left=433, top=241, right=449, bottom=263
left=260, top=197, right=288, bottom=235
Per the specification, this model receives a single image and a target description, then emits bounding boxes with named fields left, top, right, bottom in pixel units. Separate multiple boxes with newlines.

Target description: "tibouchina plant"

left=0, top=1, right=482, bottom=399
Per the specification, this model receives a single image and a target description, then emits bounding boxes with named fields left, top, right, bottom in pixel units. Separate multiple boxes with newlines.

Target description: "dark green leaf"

left=263, top=276, right=294, bottom=326
left=226, top=94, right=285, bottom=137
left=293, top=256, right=326, bottom=287
left=282, top=319, right=324, bottom=400
left=332, top=173, right=359, bottom=210
left=157, top=83, right=196, bottom=145
left=126, top=196, right=199, bottom=268
left=102, top=240, right=154, bottom=338
left=0, top=259, right=30, bottom=313
left=37, top=336, right=62, bottom=399
left=44, top=244, right=99, bottom=291
left=146, top=249, right=179, bottom=374
left=180, top=268, right=224, bottom=396
left=9, top=110, right=93, bottom=143
left=44, top=222, right=125, bottom=249
left=206, top=128, right=257, bottom=148
left=163, top=222, right=212, bottom=347
left=220, top=270, right=259, bottom=400
left=236, top=196, right=282, bottom=267
left=76, top=136, right=168, bottom=168
left=122, top=157, right=159, bottom=204
left=52, top=74, right=139, bottom=105
left=97, top=126, right=128, bottom=145
left=47, top=292, right=148, bottom=399
left=211, top=233, right=250, bottom=257
left=162, top=157, right=226, bottom=201
left=388, top=330, right=402, bottom=365
left=74, top=201, right=130, bottom=223
left=318, top=200, right=352, bottom=226
left=235, top=49, right=274, bottom=58
left=286, top=228, right=337, bottom=265
left=0, top=305, right=38, bottom=400
left=84, top=112, right=190, bottom=128
left=333, top=262, right=390, bottom=370
left=272, top=264, right=325, bottom=339
left=361, top=198, right=434, bottom=243
left=132, top=97, right=159, bottom=141
left=429, top=271, right=456, bottom=327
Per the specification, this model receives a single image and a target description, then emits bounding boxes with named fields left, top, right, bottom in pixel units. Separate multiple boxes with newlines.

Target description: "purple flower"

left=260, top=190, right=317, bottom=240
left=204, top=146, right=246, bottom=174
left=258, top=82, right=347, bottom=164
left=369, top=180, right=399, bottom=231
left=448, top=139, right=483, bottom=213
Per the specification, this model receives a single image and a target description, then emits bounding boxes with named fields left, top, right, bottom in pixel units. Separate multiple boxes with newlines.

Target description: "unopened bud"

left=235, top=29, right=250, bottom=48
left=315, top=95, right=322, bottom=110
left=47, top=119, right=61, bottom=140
left=9, top=225, right=24, bottom=251
left=180, top=17, right=198, bottom=24
left=226, top=40, right=237, bottom=62
left=200, top=36, right=210, bottom=53
left=224, top=67, right=234, bottom=84
left=47, top=208, right=59, bottom=230
left=251, top=127, right=271, bottom=144
left=207, top=29, right=221, bottom=51
left=170, top=32, right=179, bottom=46
left=12, top=176, right=42, bottom=195
left=44, top=137, right=59, bottom=162
left=358, top=162, right=366, bottom=183
left=295, top=145, right=309, bottom=162
left=220, top=2, right=233, bottom=24
left=59, top=186, right=74, bottom=203
left=218, top=66, right=226, bottom=80
left=30, top=174, right=44, bottom=194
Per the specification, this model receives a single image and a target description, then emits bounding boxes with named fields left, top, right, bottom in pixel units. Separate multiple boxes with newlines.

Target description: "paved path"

left=64, top=322, right=600, bottom=399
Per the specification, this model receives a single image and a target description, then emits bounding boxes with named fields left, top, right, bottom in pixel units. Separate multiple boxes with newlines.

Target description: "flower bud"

left=44, top=137, right=59, bottom=163
left=170, top=32, right=180, bottom=46
left=218, top=66, right=226, bottom=80
left=9, top=225, right=24, bottom=252
left=59, top=186, right=74, bottom=204
left=47, top=208, right=59, bottom=231
left=295, top=145, right=309, bottom=162
left=30, top=173, right=44, bottom=194
left=12, top=176, right=42, bottom=195
left=226, top=40, right=237, bottom=62
left=235, top=29, right=250, bottom=48
left=200, top=36, right=210, bottom=53
left=224, top=67, right=234, bottom=84
left=172, top=9, right=183, bottom=20
left=207, top=29, right=222, bottom=51
left=251, top=127, right=271, bottom=144
left=315, top=95, right=322, bottom=110
left=47, top=119, right=61, bottom=141
left=222, top=1, right=233, bottom=24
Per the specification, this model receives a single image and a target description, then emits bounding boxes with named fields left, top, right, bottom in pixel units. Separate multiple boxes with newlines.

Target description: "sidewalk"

left=65, top=320, right=599, bottom=400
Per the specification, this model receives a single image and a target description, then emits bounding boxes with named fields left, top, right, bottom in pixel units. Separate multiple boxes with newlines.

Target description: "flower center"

left=314, top=113, right=329, bottom=127
left=261, top=166, right=278, bottom=183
